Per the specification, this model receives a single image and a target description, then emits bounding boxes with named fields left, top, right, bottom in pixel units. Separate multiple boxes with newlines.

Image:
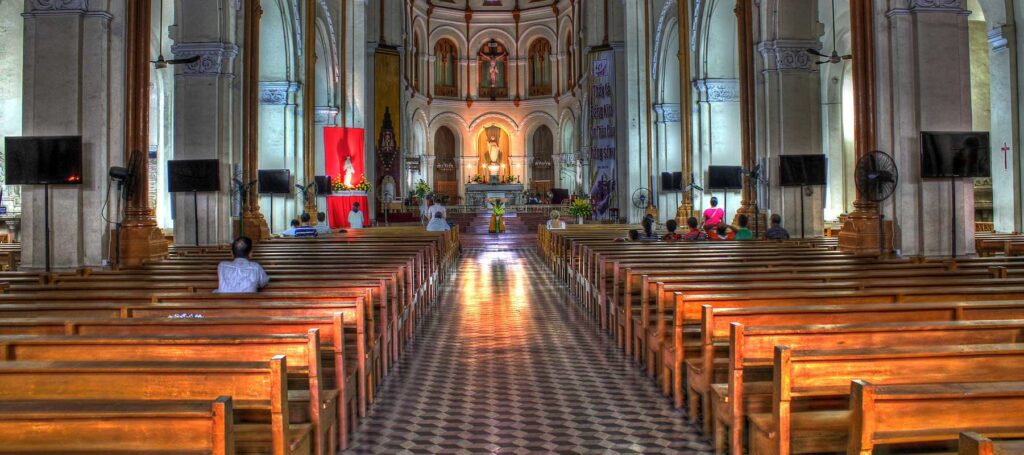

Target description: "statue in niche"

left=343, top=156, right=355, bottom=187
left=487, top=139, right=501, bottom=165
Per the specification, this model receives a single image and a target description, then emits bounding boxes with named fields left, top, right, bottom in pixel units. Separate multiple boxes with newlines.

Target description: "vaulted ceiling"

left=426, top=0, right=557, bottom=12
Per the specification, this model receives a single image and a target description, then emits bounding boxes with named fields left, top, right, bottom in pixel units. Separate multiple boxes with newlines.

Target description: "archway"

left=475, top=126, right=512, bottom=182
left=531, top=126, right=554, bottom=194
left=0, top=0, right=22, bottom=223
left=433, top=126, right=458, bottom=201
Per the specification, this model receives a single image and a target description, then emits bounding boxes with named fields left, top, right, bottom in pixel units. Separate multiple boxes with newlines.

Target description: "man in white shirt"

left=427, top=199, right=446, bottom=221
left=348, top=202, right=365, bottom=229
left=216, top=237, right=270, bottom=293
left=426, top=211, right=451, bottom=232
left=315, top=212, right=333, bottom=235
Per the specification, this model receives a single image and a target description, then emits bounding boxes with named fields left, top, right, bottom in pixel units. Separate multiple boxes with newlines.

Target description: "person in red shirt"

left=661, top=219, right=682, bottom=241
left=708, top=222, right=736, bottom=241
left=682, top=217, right=708, bottom=241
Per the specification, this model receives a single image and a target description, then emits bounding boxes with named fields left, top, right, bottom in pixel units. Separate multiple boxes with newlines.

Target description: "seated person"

left=348, top=202, right=365, bottom=229
left=625, top=229, right=641, bottom=242
left=702, top=196, right=725, bottom=230
left=314, top=212, right=333, bottom=234
left=546, top=210, right=567, bottom=230
left=639, top=216, right=659, bottom=241
left=216, top=237, right=269, bottom=293
left=734, top=214, right=754, bottom=240
left=766, top=214, right=790, bottom=240
left=661, top=219, right=682, bottom=241
left=426, top=211, right=451, bottom=232
left=682, top=217, right=708, bottom=241
left=282, top=219, right=317, bottom=237
left=708, top=222, right=735, bottom=241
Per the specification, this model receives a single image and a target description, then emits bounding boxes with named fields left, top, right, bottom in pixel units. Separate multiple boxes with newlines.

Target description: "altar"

left=465, top=184, right=525, bottom=206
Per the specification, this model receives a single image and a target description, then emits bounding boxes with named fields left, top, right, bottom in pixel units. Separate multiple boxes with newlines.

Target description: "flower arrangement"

left=503, top=175, right=520, bottom=184
left=414, top=179, right=432, bottom=198
left=354, top=175, right=372, bottom=192
left=489, top=199, right=506, bottom=233
left=491, top=199, right=506, bottom=217
left=331, top=174, right=372, bottom=193
left=469, top=174, right=485, bottom=184
left=567, top=198, right=594, bottom=219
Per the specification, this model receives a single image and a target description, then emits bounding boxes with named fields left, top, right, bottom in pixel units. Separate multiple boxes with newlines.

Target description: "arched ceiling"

left=425, top=0, right=556, bottom=12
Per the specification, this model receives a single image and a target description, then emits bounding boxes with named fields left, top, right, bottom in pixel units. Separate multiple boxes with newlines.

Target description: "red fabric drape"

left=327, top=195, right=371, bottom=228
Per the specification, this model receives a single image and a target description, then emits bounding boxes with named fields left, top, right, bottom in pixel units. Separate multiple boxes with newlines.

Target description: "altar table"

left=327, top=192, right=371, bottom=228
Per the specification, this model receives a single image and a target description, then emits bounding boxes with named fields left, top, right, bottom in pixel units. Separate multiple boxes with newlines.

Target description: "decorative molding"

left=695, top=79, right=739, bottom=103
left=28, top=0, right=87, bottom=10
left=315, top=106, right=339, bottom=125
left=171, top=42, right=239, bottom=78
left=654, top=103, right=681, bottom=123
left=259, top=81, right=300, bottom=105
left=889, top=0, right=969, bottom=15
left=757, top=40, right=819, bottom=72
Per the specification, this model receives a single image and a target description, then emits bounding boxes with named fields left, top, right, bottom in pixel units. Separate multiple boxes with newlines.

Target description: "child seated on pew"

left=638, top=216, right=659, bottom=241
left=215, top=237, right=269, bottom=293
left=708, top=222, right=736, bottom=241
left=661, top=219, right=682, bottom=241
left=682, top=217, right=708, bottom=241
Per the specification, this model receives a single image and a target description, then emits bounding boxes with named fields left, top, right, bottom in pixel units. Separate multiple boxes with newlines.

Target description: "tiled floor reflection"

left=346, top=248, right=711, bottom=454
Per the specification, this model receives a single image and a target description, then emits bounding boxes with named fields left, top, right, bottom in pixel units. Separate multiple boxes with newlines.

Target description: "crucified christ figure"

left=478, top=40, right=507, bottom=100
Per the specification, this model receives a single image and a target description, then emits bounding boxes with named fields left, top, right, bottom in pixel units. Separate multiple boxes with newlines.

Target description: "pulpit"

left=327, top=191, right=371, bottom=228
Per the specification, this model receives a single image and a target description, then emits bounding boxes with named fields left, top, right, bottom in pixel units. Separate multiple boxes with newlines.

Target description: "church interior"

left=2, top=0, right=1024, bottom=453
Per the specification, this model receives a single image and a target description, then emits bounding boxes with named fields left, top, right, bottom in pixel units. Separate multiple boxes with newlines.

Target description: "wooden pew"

left=0, top=357, right=309, bottom=455
left=0, top=331, right=337, bottom=455
left=0, top=397, right=235, bottom=454
left=747, top=343, right=1024, bottom=455
left=960, top=432, right=1024, bottom=455
left=847, top=381, right=1024, bottom=455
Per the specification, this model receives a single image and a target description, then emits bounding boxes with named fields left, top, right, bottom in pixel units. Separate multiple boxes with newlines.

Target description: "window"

left=565, top=34, right=575, bottom=90
left=433, top=39, right=459, bottom=98
left=529, top=39, right=552, bottom=97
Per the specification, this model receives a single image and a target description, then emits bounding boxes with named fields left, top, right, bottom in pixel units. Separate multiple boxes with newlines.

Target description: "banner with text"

left=589, top=50, right=617, bottom=218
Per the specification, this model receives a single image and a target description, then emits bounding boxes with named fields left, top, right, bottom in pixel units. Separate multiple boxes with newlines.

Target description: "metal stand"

left=951, top=176, right=957, bottom=259
left=192, top=190, right=200, bottom=246
left=268, top=194, right=275, bottom=235
left=43, top=183, right=51, bottom=273
left=799, top=184, right=807, bottom=239
left=113, top=181, right=124, bottom=268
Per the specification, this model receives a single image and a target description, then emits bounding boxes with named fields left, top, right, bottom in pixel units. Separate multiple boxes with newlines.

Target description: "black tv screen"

left=779, top=155, right=827, bottom=187
left=5, top=136, right=83, bottom=185
left=921, top=131, right=991, bottom=178
left=708, top=166, right=743, bottom=190
left=258, top=169, right=291, bottom=194
left=167, top=160, right=220, bottom=193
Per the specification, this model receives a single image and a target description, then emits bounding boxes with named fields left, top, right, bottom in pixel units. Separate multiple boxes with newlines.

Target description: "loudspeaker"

left=672, top=172, right=684, bottom=191
left=661, top=172, right=674, bottom=192
left=314, top=175, right=333, bottom=195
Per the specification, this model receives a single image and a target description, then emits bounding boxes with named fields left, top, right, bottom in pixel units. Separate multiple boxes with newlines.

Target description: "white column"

left=21, top=0, right=121, bottom=269
left=880, top=1, right=975, bottom=256
left=989, top=26, right=1020, bottom=232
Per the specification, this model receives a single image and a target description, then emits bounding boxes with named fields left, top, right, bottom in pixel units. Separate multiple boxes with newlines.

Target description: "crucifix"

left=478, top=38, right=507, bottom=101
left=1003, top=142, right=1011, bottom=170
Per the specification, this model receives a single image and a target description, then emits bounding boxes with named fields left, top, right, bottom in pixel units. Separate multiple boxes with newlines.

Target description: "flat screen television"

left=258, top=169, right=291, bottom=194
left=551, top=188, right=570, bottom=205
left=5, top=136, right=84, bottom=185
left=779, top=155, right=827, bottom=187
left=167, top=160, right=220, bottom=193
left=707, top=166, right=743, bottom=190
left=921, top=131, right=991, bottom=178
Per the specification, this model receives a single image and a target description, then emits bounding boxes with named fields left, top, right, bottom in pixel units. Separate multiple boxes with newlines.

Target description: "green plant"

left=567, top=198, right=594, bottom=218
left=491, top=199, right=506, bottom=217
left=414, top=179, right=432, bottom=198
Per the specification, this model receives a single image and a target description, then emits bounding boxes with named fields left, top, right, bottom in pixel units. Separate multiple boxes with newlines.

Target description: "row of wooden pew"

left=0, top=227, right=459, bottom=454
left=540, top=224, right=1024, bottom=454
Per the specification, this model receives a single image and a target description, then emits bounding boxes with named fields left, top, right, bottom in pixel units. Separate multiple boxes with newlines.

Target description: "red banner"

left=324, top=127, right=365, bottom=185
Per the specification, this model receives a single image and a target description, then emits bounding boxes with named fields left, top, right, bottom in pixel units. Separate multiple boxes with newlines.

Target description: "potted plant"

left=567, top=198, right=593, bottom=224
left=488, top=199, right=506, bottom=233
left=414, top=179, right=432, bottom=199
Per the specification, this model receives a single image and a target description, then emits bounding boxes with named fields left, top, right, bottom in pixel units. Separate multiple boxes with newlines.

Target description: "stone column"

left=874, top=0, right=974, bottom=256
left=675, top=0, right=695, bottom=225
left=988, top=25, right=1020, bottom=232
left=172, top=1, right=239, bottom=246
left=756, top=0, right=823, bottom=238
left=300, top=0, right=317, bottom=219
left=21, top=0, right=125, bottom=269
left=241, top=0, right=270, bottom=240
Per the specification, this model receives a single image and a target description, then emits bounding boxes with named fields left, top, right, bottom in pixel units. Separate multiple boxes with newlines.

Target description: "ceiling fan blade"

left=165, top=55, right=201, bottom=65
left=806, top=48, right=829, bottom=58
left=815, top=60, right=829, bottom=65
left=842, top=54, right=853, bottom=60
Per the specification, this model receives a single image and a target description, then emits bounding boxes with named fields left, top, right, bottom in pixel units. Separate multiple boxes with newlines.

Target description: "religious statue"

left=487, top=139, right=501, bottom=164
left=478, top=39, right=508, bottom=100
left=343, top=156, right=355, bottom=187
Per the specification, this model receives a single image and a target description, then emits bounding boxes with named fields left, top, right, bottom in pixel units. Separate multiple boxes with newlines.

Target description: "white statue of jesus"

left=343, top=156, right=355, bottom=187
left=487, top=139, right=501, bottom=164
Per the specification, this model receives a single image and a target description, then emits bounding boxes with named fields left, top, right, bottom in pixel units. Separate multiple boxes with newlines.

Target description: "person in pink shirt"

left=703, top=196, right=725, bottom=230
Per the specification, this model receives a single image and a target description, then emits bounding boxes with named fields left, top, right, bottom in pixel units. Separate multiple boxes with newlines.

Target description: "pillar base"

left=238, top=212, right=270, bottom=241
left=675, top=203, right=695, bottom=227
left=838, top=211, right=893, bottom=255
left=118, top=224, right=168, bottom=267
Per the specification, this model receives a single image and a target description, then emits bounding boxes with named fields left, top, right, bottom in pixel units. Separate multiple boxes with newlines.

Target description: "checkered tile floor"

left=346, top=248, right=711, bottom=454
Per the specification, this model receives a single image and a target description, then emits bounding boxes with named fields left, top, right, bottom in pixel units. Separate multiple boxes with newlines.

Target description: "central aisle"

left=347, top=248, right=711, bottom=454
